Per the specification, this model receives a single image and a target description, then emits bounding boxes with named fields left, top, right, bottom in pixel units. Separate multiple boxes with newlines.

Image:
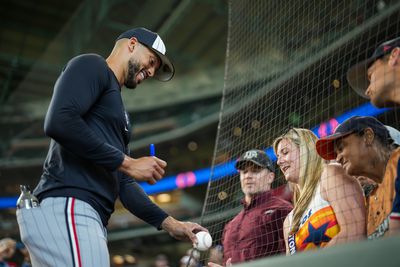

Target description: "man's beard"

left=125, top=59, right=140, bottom=89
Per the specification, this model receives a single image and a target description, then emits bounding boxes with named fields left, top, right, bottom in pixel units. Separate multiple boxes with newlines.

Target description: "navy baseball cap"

left=316, top=116, right=391, bottom=160
left=117, top=27, right=174, bottom=81
left=347, top=36, right=400, bottom=97
left=235, top=149, right=274, bottom=172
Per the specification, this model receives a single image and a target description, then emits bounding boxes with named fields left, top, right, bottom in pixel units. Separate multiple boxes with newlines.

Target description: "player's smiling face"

left=125, top=42, right=160, bottom=89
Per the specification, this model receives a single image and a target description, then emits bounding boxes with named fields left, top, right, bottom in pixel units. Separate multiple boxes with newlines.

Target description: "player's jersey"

left=287, top=183, right=340, bottom=255
left=33, top=54, right=168, bottom=227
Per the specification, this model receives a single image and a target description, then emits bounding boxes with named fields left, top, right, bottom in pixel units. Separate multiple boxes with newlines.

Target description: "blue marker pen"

left=150, top=143, right=155, bottom=156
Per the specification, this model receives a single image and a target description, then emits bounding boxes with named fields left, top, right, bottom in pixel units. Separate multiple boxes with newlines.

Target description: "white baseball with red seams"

left=194, top=231, right=212, bottom=251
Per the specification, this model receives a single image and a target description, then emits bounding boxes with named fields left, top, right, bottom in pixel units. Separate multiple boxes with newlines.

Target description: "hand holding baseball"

left=161, top=216, right=209, bottom=243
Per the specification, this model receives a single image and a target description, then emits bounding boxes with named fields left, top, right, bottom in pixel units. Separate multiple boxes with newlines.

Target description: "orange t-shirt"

left=367, top=148, right=400, bottom=238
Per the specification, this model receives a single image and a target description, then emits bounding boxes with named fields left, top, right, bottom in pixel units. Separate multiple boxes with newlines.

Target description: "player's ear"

left=128, top=37, right=139, bottom=52
left=389, top=47, right=400, bottom=66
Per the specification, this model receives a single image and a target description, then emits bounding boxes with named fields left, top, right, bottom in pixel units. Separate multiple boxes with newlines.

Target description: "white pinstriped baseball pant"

left=16, top=197, right=110, bottom=267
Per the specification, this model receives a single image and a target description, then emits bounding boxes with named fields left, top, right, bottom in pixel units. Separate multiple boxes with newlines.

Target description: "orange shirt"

left=367, top=148, right=400, bottom=238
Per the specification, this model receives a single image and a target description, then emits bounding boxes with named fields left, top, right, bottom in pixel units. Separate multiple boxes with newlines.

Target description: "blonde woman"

left=273, top=128, right=365, bottom=255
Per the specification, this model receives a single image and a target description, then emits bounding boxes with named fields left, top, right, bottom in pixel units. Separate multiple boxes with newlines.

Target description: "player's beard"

left=125, top=58, right=140, bottom=89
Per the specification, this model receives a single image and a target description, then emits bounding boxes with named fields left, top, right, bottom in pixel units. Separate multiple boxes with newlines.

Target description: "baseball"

left=194, top=231, right=212, bottom=251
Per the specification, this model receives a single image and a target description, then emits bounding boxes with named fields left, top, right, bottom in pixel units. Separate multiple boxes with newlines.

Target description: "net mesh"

left=199, top=0, right=400, bottom=264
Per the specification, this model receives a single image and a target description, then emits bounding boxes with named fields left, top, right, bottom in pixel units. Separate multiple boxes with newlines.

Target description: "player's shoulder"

left=66, top=53, right=107, bottom=70
left=61, top=54, right=110, bottom=84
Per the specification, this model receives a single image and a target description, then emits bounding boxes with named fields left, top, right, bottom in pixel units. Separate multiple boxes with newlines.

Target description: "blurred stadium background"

left=0, top=0, right=400, bottom=266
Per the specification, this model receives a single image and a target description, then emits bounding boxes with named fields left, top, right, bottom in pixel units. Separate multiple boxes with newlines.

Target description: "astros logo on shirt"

left=295, top=206, right=340, bottom=251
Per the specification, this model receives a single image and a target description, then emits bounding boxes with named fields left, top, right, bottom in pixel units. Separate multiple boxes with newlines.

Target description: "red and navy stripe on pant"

left=65, top=197, right=82, bottom=267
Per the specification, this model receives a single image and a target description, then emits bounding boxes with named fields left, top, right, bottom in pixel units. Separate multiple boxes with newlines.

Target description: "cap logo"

left=243, top=151, right=258, bottom=159
left=383, top=45, right=392, bottom=52
left=152, top=35, right=166, bottom=55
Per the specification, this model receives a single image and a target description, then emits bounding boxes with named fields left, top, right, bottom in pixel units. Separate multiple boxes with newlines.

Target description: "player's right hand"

left=161, top=216, right=209, bottom=243
left=118, top=155, right=167, bottom=184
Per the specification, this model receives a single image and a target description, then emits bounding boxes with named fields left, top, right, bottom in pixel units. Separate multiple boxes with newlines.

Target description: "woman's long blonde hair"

left=273, top=128, right=324, bottom=234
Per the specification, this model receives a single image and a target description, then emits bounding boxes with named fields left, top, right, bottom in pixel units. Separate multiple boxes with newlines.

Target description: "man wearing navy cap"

left=347, top=37, right=400, bottom=108
left=16, top=28, right=207, bottom=267
left=210, top=149, right=292, bottom=266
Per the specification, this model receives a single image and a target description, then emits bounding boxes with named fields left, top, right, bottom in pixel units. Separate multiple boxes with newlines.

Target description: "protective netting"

left=199, top=0, right=400, bottom=265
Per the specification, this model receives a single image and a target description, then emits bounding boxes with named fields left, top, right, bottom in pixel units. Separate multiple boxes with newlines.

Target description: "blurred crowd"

left=0, top=237, right=31, bottom=267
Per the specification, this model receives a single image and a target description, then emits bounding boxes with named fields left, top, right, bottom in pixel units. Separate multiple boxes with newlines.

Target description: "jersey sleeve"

left=119, top=174, right=169, bottom=229
left=43, top=55, right=124, bottom=171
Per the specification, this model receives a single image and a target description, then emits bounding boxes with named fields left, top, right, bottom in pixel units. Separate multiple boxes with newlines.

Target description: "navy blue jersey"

left=34, top=54, right=168, bottom=227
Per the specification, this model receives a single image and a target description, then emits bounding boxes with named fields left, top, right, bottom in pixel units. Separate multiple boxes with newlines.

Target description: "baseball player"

left=16, top=27, right=207, bottom=267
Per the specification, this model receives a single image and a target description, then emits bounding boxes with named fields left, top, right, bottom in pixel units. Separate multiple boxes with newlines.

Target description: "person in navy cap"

left=316, top=116, right=400, bottom=239
left=209, top=149, right=293, bottom=266
left=16, top=28, right=207, bottom=267
left=347, top=36, right=400, bottom=108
